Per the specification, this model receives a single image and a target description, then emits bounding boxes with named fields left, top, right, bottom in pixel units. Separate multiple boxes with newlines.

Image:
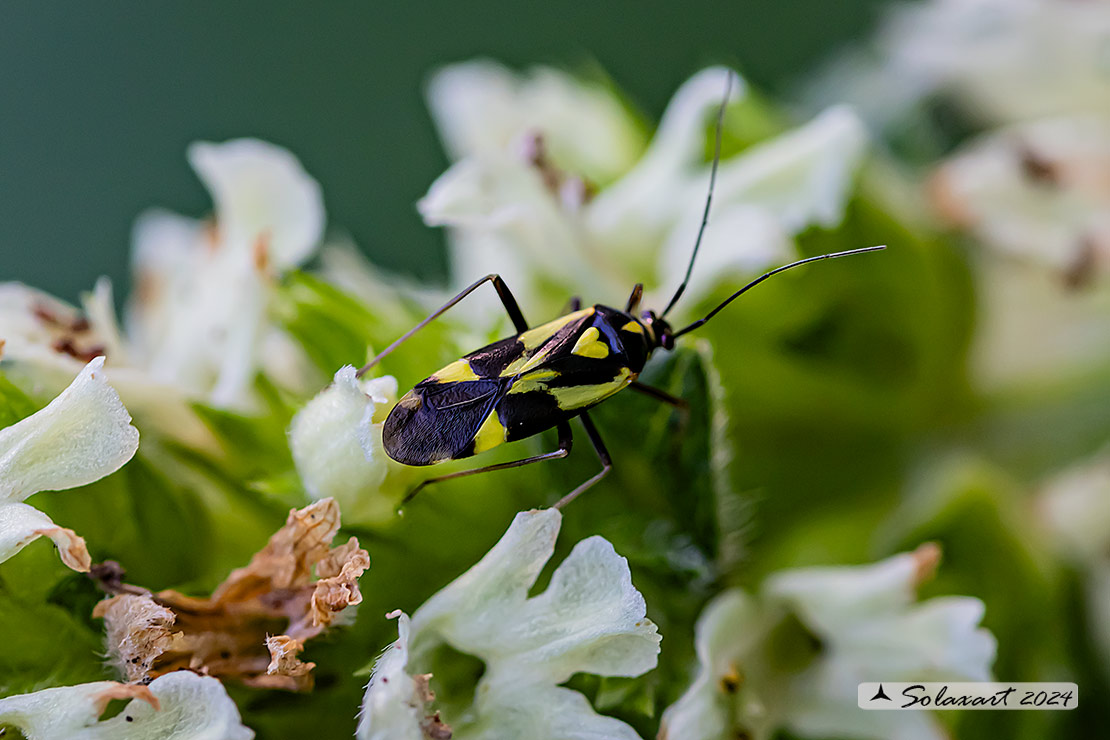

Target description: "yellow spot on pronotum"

left=432, top=359, right=480, bottom=383
left=571, top=327, right=609, bottom=359
left=472, top=410, right=506, bottom=453
left=621, top=320, right=644, bottom=335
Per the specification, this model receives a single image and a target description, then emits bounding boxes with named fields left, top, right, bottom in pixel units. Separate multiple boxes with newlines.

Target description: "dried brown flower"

left=93, top=498, right=369, bottom=691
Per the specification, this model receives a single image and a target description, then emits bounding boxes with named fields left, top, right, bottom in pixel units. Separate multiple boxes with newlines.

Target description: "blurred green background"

left=0, top=1, right=888, bottom=301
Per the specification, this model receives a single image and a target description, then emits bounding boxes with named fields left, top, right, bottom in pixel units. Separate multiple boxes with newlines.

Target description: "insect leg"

left=564, top=296, right=582, bottom=312
left=401, top=421, right=573, bottom=505
left=629, top=381, right=688, bottom=410
left=357, top=274, right=530, bottom=378
left=553, top=412, right=612, bottom=509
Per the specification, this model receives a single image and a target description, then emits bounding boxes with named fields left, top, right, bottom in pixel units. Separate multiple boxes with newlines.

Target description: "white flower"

left=128, top=139, right=325, bottom=407
left=0, top=671, right=253, bottom=740
left=660, top=544, right=996, bottom=740
left=427, top=60, right=646, bottom=186
left=0, top=139, right=324, bottom=412
left=1039, top=452, right=1110, bottom=681
left=421, top=64, right=868, bottom=322
left=358, top=508, right=661, bottom=740
left=0, top=357, right=139, bottom=570
left=288, top=365, right=403, bottom=523
left=927, top=116, right=1110, bottom=388
left=930, top=116, right=1110, bottom=277
left=810, top=0, right=1110, bottom=129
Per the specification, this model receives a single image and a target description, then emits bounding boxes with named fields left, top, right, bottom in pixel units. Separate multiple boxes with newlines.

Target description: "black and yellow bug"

left=357, top=76, right=884, bottom=507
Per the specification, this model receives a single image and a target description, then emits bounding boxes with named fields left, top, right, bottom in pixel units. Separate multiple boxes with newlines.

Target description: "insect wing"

left=383, top=378, right=507, bottom=465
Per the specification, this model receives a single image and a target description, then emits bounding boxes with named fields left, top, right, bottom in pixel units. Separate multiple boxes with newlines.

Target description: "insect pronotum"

left=358, top=72, right=884, bottom=508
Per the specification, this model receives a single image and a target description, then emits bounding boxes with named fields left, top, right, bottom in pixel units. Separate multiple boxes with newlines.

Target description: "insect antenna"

left=670, top=245, right=887, bottom=339
left=660, top=70, right=734, bottom=318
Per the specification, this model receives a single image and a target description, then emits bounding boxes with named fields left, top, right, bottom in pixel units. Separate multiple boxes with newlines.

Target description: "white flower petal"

left=0, top=501, right=90, bottom=571
left=715, top=106, right=867, bottom=232
left=126, top=209, right=205, bottom=365
left=188, top=139, right=324, bottom=269
left=465, top=684, right=643, bottom=740
left=0, top=671, right=254, bottom=740
left=427, top=59, right=521, bottom=160
left=80, top=278, right=129, bottom=366
left=1040, top=452, right=1110, bottom=562
left=356, top=612, right=427, bottom=740
left=427, top=60, right=644, bottom=184
left=766, top=550, right=921, bottom=635
left=501, top=535, right=661, bottom=685
left=0, top=357, right=139, bottom=503
left=289, top=366, right=398, bottom=522
left=810, top=0, right=1110, bottom=128
left=411, top=508, right=563, bottom=653
left=587, top=67, right=746, bottom=261
left=654, top=105, right=866, bottom=307
left=419, top=154, right=614, bottom=301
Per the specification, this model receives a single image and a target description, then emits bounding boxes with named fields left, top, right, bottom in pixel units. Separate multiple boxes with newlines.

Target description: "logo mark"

left=870, top=684, right=892, bottom=702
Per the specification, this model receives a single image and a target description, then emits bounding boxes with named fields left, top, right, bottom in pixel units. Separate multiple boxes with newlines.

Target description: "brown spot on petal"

left=92, top=682, right=160, bottom=715
left=202, top=219, right=221, bottom=251
left=1018, top=142, right=1059, bottom=185
left=1063, top=236, right=1098, bottom=290
left=30, top=300, right=106, bottom=362
left=253, top=232, right=272, bottom=275
left=911, top=542, right=942, bottom=587
left=93, top=499, right=368, bottom=691
left=719, top=662, right=742, bottom=694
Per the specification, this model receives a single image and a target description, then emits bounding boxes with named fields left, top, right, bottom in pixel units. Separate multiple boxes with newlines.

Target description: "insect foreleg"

left=401, top=421, right=573, bottom=505
left=553, top=412, right=612, bottom=509
left=357, top=274, right=530, bottom=378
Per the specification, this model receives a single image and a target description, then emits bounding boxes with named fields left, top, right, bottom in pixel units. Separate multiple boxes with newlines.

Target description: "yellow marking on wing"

left=471, top=410, right=507, bottom=454
left=571, top=326, right=610, bottom=359
left=431, top=359, right=480, bottom=383
left=500, top=354, right=532, bottom=377
left=550, top=368, right=634, bottom=410
left=517, top=308, right=594, bottom=350
left=506, top=369, right=561, bottom=395
left=621, top=320, right=644, bottom=335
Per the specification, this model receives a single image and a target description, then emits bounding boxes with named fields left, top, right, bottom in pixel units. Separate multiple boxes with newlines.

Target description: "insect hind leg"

left=553, top=412, right=612, bottom=509
left=401, top=421, right=573, bottom=506
left=358, top=273, right=529, bottom=378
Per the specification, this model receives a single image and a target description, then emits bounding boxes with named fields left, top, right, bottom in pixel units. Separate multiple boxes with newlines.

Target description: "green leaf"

left=0, top=371, right=39, bottom=428
left=33, top=455, right=213, bottom=589
left=273, top=270, right=462, bottom=384
left=0, top=552, right=107, bottom=696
